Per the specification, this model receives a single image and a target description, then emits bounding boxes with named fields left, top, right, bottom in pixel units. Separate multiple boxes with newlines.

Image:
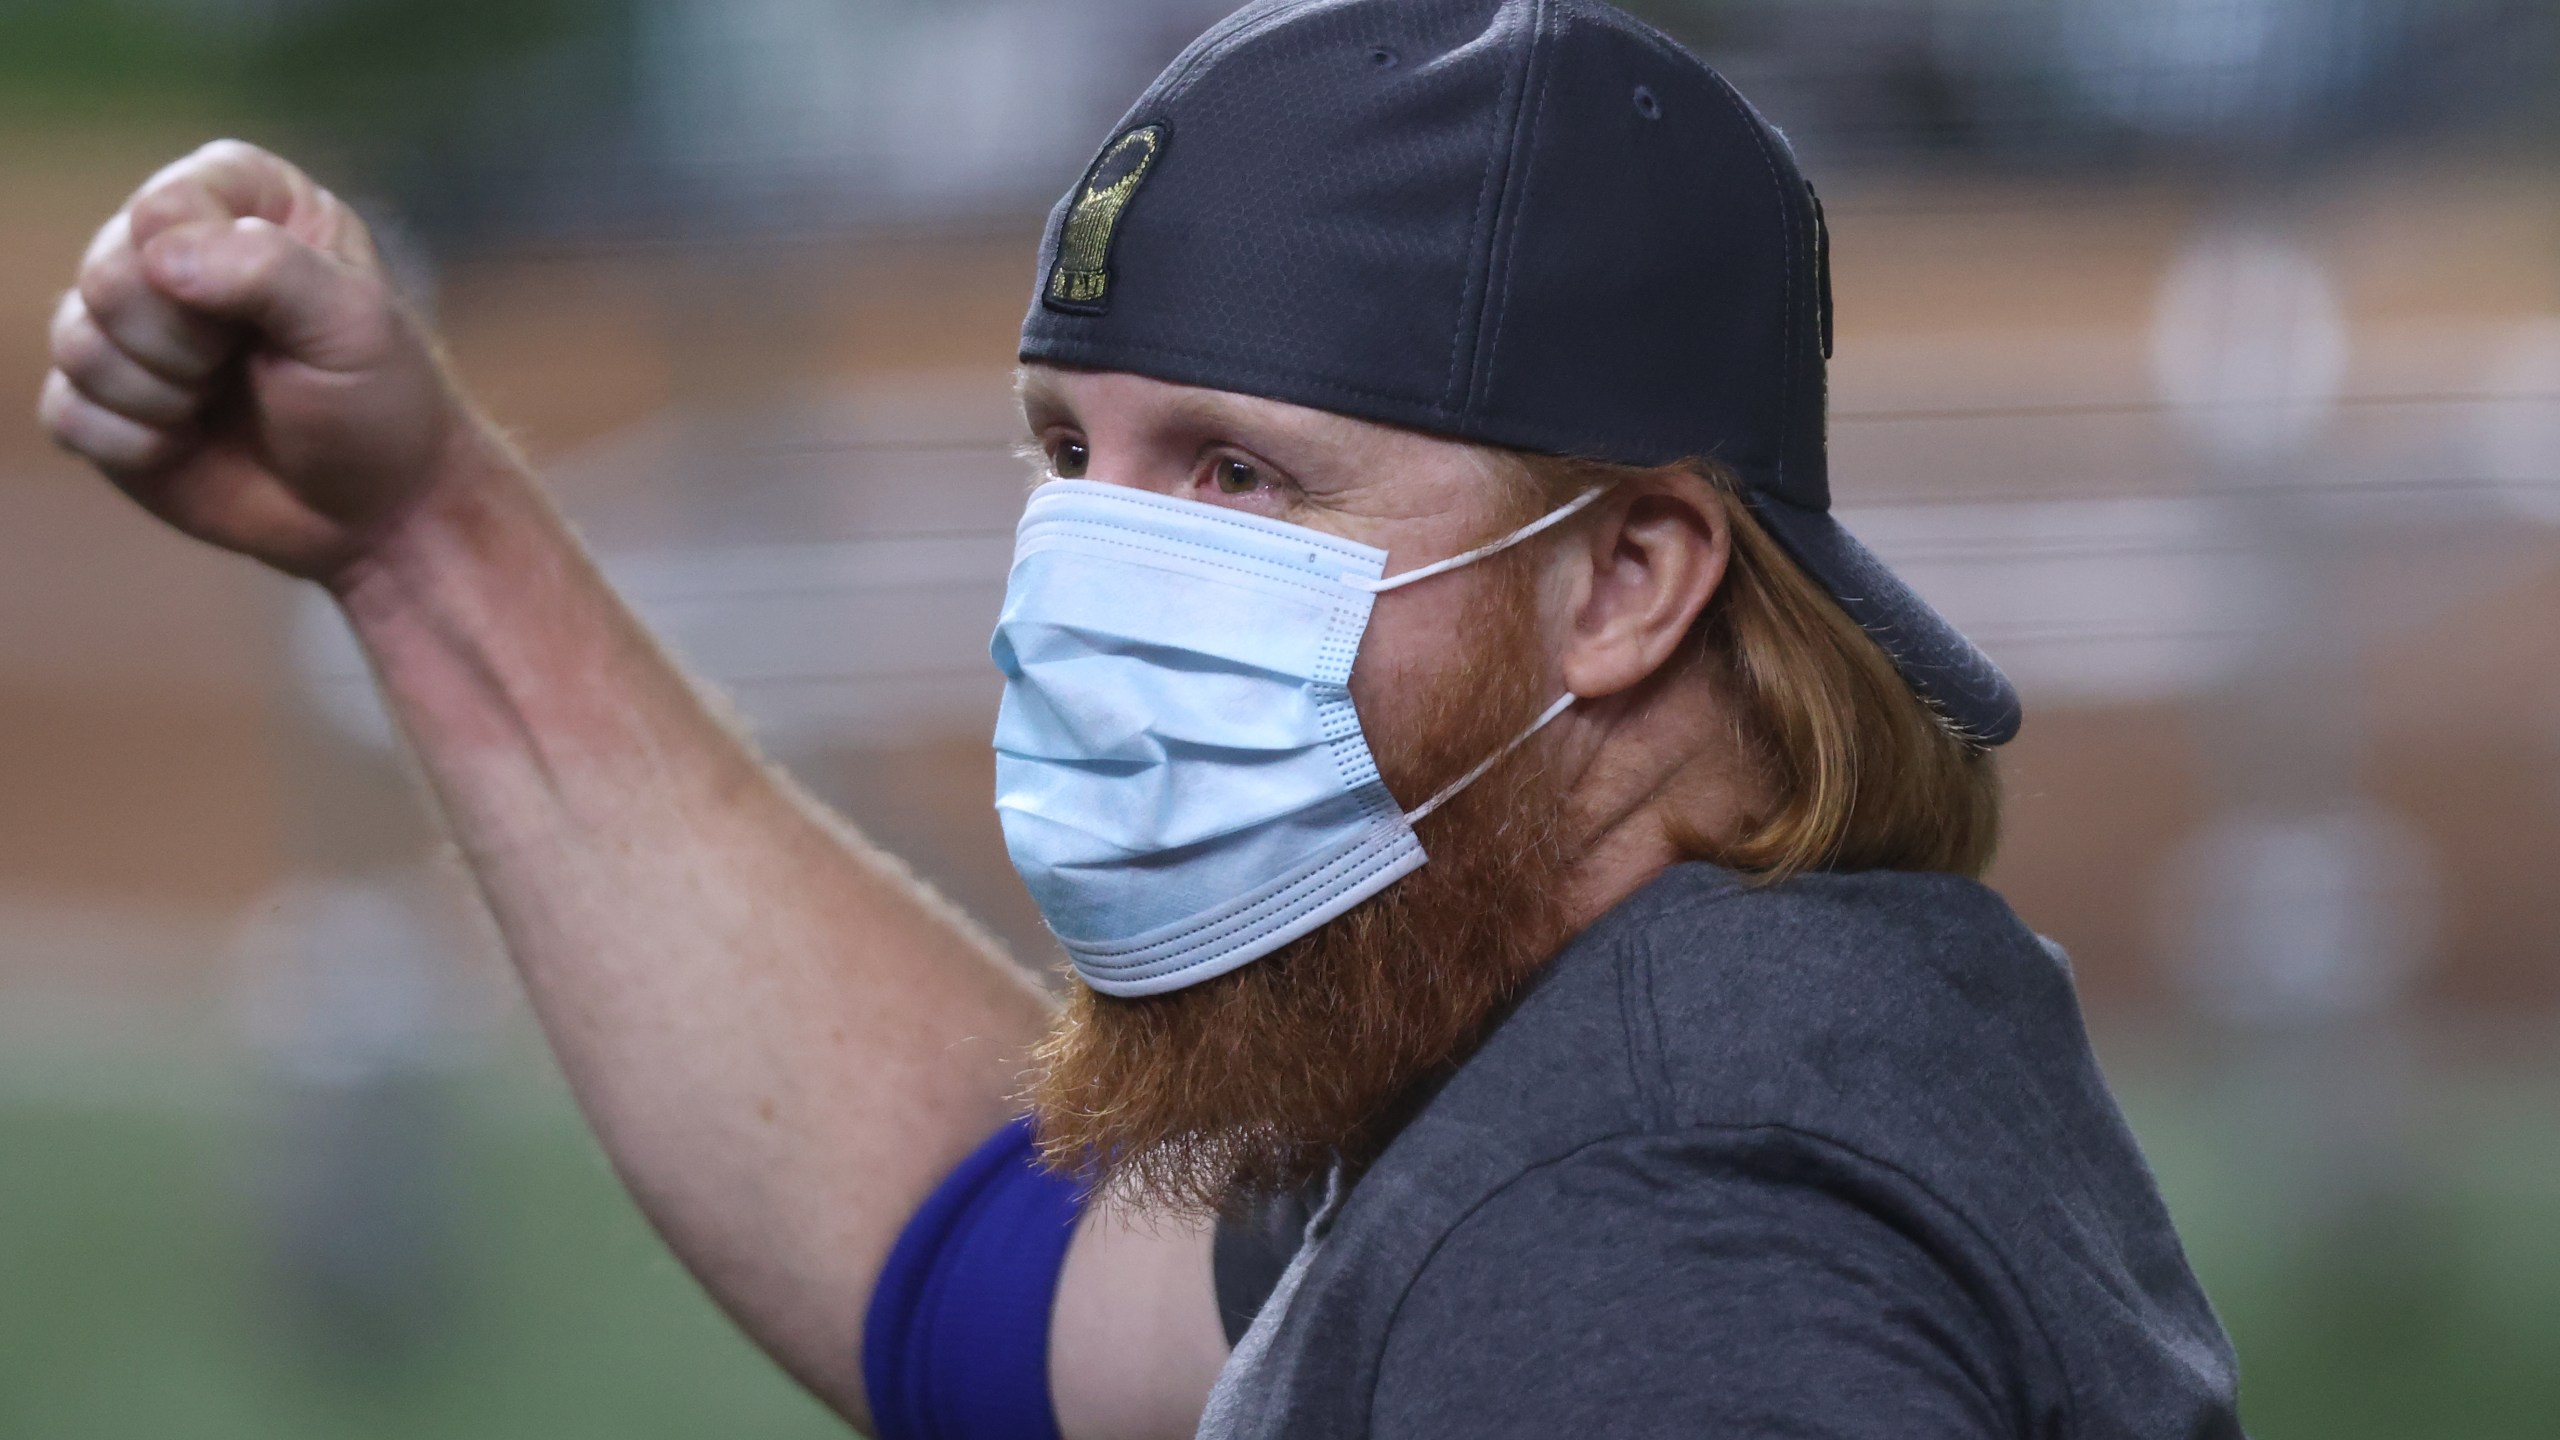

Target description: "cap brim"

left=1742, top=492, right=2023, bottom=748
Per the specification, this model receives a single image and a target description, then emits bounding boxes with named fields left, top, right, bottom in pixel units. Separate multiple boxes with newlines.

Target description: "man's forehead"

left=1015, top=364, right=1428, bottom=459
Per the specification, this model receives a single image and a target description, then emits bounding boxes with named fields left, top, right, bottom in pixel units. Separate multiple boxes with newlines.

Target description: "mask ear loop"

left=1344, top=483, right=1605, bottom=822
left=1344, top=485, right=1612, bottom=595
left=1404, top=690, right=1577, bottom=825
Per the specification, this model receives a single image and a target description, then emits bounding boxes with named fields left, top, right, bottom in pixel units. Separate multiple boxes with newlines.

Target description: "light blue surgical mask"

left=990, top=479, right=1602, bottom=997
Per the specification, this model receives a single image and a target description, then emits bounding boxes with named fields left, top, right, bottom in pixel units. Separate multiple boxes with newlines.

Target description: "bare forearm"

left=333, top=424, right=1050, bottom=1424
left=41, top=138, right=1081, bottom=1431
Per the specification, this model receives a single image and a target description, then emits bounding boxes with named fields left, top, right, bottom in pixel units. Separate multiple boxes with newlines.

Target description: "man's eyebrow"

left=1158, top=389, right=1328, bottom=451
left=1016, top=372, right=1073, bottom=429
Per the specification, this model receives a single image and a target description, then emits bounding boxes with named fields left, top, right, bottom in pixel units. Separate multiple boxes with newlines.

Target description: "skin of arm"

left=35, top=138, right=1227, bottom=1437
left=336, top=434, right=1058, bottom=1425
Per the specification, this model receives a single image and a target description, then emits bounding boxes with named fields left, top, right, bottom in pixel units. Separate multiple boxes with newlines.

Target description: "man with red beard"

left=38, top=1, right=2243, bottom=1437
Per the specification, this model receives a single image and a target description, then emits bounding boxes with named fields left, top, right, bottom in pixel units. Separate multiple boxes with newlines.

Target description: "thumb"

left=126, top=139, right=315, bottom=248
left=141, top=217, right=389, bottom=372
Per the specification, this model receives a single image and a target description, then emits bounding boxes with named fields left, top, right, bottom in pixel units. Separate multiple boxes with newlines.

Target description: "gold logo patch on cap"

left=1045, top=123, right=1166, bottom=314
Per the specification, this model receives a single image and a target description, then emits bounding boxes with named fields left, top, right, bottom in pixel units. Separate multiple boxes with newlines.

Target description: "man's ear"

left=1554, top=470, right=1730, bottom=701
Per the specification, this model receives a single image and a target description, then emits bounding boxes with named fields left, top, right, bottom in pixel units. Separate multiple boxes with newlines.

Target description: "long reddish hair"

left=1503, top=451, right=2003, bottom=880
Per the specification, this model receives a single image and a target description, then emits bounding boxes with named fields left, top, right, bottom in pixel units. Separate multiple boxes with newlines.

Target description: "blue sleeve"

left=862, top=1116, right=1086, bottom=1440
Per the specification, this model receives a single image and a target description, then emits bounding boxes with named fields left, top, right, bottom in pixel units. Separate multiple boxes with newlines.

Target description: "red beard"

left=1024, top=549, right=1575, bottom=1215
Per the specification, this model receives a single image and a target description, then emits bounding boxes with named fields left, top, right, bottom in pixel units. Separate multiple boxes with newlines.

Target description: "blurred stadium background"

left=3, top=0, right=2558, bottom=1435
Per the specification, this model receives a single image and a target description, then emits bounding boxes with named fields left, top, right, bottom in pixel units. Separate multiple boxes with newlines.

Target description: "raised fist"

left=38, top=139, right=478, bottom=584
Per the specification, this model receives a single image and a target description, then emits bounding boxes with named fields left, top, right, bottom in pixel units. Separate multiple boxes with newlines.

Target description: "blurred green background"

left=0, top=1039, right=842, bottom=1440
left=10, top=1039, right=2560, bottom=1437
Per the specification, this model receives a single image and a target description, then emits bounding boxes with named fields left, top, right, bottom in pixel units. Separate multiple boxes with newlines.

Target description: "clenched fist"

left=38, top=139, right=483, bottom=585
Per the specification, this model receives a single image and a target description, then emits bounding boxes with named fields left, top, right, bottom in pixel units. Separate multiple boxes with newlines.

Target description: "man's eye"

left=1051, top=440, right=1090, bottom=478
left=1213, top=457, right=1261, bottom=494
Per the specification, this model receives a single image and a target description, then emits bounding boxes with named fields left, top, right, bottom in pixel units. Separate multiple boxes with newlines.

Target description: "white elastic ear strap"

left=1404, top=691, right=1577, bottom=825
left=1348, top=485, right=1611, bottom=595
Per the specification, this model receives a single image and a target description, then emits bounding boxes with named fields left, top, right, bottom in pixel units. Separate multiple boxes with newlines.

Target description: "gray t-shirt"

left=1200, top=863, right=2243, bottom=1438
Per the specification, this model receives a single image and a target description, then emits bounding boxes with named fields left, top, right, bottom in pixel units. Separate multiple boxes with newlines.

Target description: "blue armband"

left=862, top=1116, right=1084, bottom=1440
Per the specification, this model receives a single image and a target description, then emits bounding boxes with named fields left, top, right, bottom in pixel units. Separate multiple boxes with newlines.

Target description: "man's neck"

left=1551, top=663, right=1771, bottom=935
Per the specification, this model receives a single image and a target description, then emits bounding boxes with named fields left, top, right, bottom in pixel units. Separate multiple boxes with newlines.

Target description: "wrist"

left=318, top=408, right=622, bottom=783
left=323, top=410, right=531, bottom=612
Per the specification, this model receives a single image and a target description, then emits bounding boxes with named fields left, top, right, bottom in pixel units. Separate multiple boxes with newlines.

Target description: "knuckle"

left=88, top=417, right=161, bottom=474
left=77, top=249, right=143, bottom=318
left=42, top=384, right=120, bottom=463
left=51, top=314, right=110, bottom=383
left=196, top=137, right=264, bottom=168
left=127, top=184, right=195, bottom=235
left=35, top=372, right=72, bottom=435
left=65, top=349, right=191, bottom=426
left=81, top=209, right=133, bottom=270
left=206, top=139, right=293, bottom=194
left=48, top=291, right=88, bottom=351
